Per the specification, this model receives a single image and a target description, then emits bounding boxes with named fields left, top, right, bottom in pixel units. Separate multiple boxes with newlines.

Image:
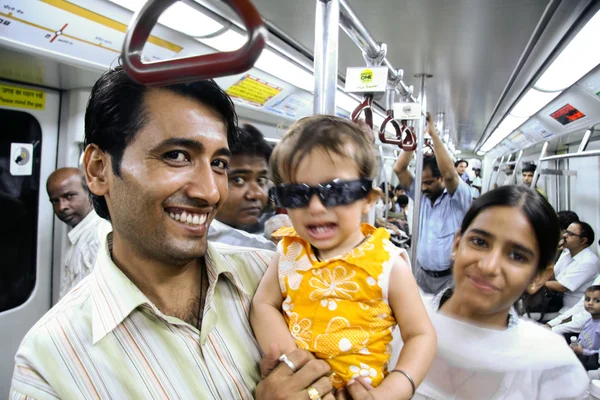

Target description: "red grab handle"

left=351, top=95, right=373, bottom=129
left=378, top=110, right=403, bottom=146
left=122, top=0, right=267, bottom=86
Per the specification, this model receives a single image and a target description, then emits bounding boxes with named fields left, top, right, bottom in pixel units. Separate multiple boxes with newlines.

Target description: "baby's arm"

left=250, top=253, right=297, bottom=354
left=372, top=256, right=437, bottom=400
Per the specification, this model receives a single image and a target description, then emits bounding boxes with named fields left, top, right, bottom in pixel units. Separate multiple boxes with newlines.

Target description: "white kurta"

left=390, top=291, right=589, bottom=400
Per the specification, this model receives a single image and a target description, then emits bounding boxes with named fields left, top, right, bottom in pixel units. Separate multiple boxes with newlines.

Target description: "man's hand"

left=571, top=344, right=584, bottom=356
left=256, top=345, right=335, bottom=400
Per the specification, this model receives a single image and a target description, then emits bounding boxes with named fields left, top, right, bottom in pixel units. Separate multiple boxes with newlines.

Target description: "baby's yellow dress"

left=274, top=224, right=410, bottom=388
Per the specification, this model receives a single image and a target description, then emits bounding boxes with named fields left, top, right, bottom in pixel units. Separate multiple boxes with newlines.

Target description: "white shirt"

left=549, top=271, right=600, bottom=334
left=470, top=176, right=482, bottom=199
left=208, top=219, right=276, bottom=251
left=554, top=247, right=600, bottom=312
left=60, top=210, right=111, bottom=298
left=404, top=292, right=588, bottom=400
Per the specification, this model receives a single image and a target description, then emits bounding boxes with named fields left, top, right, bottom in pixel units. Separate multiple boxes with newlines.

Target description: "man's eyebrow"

left=150, top=138, right=231, bottom=158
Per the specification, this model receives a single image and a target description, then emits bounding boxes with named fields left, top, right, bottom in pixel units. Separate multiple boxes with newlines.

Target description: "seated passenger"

left=11, top=66, right=329, bottom=399
left=570, top=285, right=600, bottom=371
left=454, top=159, right=470, bottom=183
left=394, top=113, right=472, bottom=294
left=522, top=162, right=547, bottom=199
left=46, top=167, right=111, bottom=298
left=546, top=221, right=600, bottom=312
left=556, top=210, right=579, bottom=254
left=396, top=185, right=588, bottom=399
left=252, top=115, right=436, bottom=398
left=208, top=124, right=276, bottom=250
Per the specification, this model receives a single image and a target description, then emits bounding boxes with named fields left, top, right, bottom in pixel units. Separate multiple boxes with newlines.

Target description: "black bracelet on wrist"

left=391, top=369, right=416, bottom=399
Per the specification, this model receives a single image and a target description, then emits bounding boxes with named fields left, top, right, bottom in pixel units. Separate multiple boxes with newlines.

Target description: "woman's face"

left=451, top=206, right=545, bottom=317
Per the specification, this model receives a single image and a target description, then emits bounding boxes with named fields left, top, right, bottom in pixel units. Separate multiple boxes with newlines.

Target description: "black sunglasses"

left=271, top=178, right=373, bottom=209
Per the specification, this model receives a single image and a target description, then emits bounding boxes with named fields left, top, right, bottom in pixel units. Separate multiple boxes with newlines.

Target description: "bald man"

left=47, top=168, right=111, bottom=298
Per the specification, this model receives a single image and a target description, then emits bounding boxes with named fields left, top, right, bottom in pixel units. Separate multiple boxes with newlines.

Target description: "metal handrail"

left=540, top=149, right=600, bottom=161
left=338, top=0, right=420, bottom=106
left=122, top=0, right=267, bottom=85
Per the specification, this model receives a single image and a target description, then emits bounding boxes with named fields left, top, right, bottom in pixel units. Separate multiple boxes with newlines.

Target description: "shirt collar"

left=68, top=210, right=100, bottom=244
left=91, top=234, right=250, bottom=344
left=209, top=219, right=233, bottom=232
left=572, top=247, right=591, bottom=261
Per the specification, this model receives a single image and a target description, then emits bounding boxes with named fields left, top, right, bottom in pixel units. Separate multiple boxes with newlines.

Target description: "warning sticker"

left=226, top=75, right=282, bottom=107
left=0, top=84, right=45, bottom=110
left=10, top=143, right=34, bottom=176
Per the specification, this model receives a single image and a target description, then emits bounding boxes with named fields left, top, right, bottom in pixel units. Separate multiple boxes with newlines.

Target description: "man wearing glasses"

left=546, top=221, right=600, bottom=313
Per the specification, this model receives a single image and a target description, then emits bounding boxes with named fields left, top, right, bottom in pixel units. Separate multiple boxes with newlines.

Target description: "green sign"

left=596, top=90, right=600, bottom=98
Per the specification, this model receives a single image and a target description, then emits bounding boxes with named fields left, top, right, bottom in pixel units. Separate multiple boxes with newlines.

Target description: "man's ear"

left=527, top=264, right=553, bottom=295
left=361, top=188, right=381, bottom=214
left=84, top=144, right=110, bottom=197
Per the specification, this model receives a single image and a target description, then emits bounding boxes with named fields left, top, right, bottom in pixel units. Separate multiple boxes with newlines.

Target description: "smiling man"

left=11, top=66, right=330, bottom=399
left=208, top=124, right=276, bottom=250
left=46, top=167, right=111, bottom=298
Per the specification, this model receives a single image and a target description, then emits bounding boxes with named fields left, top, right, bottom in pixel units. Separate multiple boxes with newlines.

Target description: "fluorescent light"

left=109, top=0, right=224, bottom=37
left=480, top=115, right=527, bottom=152
left=337, top=92, right=360, bottom=112
left=455, top=150, right=462, bottom=154
left=535, top=9, right=600, bottom=91
left=510, top=88, right=562, bottom=118
left=198, top=30, right=247, bottom=52
left=264, top=137, right=280, bottom=144
left=254, top=49, right=314, bottom=92
left=477, top=151, right=486, bottom=156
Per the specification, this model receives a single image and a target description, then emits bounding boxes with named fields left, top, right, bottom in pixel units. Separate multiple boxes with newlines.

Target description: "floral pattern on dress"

left=287, top=312, right=312, bottom=350
left=309, top=266, right=359, bottom=302
left=278, top=241, right=314, bottom=292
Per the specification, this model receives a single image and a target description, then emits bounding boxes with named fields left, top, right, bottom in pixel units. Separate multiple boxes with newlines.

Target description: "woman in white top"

left=345, top=185, right=589, bottom=399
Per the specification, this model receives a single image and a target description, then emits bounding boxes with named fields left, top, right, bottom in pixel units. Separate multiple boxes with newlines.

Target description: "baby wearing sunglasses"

left=251, top=115, right=436, bottom=398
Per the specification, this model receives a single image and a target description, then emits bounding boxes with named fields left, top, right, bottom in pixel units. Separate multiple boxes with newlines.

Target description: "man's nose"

left=58, top=198, right=70, bottom=212
left=186, top=164, right=222, bottom=205
left=245, top=182, right=267, bottom=202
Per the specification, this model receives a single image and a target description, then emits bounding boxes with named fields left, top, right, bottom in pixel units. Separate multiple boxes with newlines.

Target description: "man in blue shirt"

left=394, top=114, right=472, bottom=293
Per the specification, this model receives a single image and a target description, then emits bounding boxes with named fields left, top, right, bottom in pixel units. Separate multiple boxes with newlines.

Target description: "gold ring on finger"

left=307, top=385, right=321, bottom=400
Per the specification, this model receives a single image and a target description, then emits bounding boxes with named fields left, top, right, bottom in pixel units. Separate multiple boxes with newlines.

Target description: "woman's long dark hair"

left=460, top=185, right=560, bottom=272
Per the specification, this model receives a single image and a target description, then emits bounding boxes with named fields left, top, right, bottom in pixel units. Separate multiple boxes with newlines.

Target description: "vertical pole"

left=483, top=157, right=498, bottom=193
left=314, top=0, right=340, bottom=114
left=531, top=141, right=548, bottom=189
left=512, top=150, right=524, bottom=185
left=409, top=73, right=431, bottom=267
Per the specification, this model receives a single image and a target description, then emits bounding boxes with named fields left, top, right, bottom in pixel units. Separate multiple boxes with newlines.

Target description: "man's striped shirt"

left=10, top=236, right=272, bottom=399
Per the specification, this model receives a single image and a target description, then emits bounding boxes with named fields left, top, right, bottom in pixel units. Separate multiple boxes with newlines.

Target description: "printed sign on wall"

left=10, top=143, right=33, bottom=176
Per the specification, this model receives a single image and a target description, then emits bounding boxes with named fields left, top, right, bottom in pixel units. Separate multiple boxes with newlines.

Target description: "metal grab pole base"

left=409, top=73, right=432, bottom=270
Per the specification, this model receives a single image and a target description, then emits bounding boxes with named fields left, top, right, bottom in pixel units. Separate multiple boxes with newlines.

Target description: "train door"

left=0, top=81, right=59, bottom=395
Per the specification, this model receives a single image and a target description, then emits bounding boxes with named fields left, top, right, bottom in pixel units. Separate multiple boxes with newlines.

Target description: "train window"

left=0, top=109, right=41, bottom=312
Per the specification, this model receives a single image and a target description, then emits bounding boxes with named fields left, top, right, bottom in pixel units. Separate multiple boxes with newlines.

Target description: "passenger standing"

left=46, top=167, right=111, bottom=298
left=546, top=221, right=600, bottom=312
left=470, top=167, right=482, bottom=200
left=454, top=159, right=470, bottom=183
left=390, top=186, right=588, bottom=400
left=522, top=162, right=547, bottom=199
left=11, top=66, right=329, bottom=399
left=208, top=124, right=276, bottom=250
left=394, top=113, right=472, bottom=294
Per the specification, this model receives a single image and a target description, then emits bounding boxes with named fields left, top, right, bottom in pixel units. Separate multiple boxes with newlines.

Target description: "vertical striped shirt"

left=10, top=235, right=273, bottom=399
left=60, top=210, right=112, bottom=298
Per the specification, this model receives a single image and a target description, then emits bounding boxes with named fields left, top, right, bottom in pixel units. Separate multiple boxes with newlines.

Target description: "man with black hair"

left=547, top=221, right=600, bottom=313
left=46, top=167, right=111, bottom=298
left=522, top=162, right=547, bottom=199
left=208, top=124, right=276, bottom=250
left=11, top=66, right=331, bottom=399
left=454, top=159, right=470, bottom=183
left=394, top=114, right=472, bottom=293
